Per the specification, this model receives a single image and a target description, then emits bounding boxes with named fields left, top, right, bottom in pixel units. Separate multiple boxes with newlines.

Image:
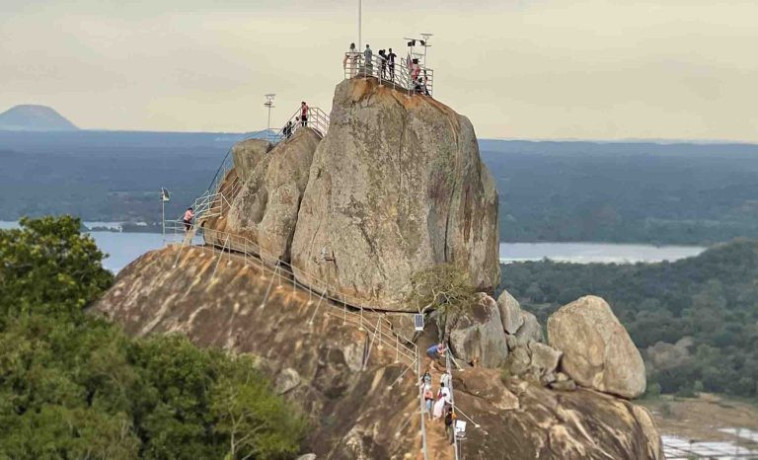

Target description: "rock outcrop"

left=447, top=293, right=509, bottom=367
left=497, top=289, right=524, bottom=334
left=456, top=368, right=663, bottom=460
left=548, top=296, right=647, bottom=399
left=93, top=246, right=422, bottom=459
left=205, top=129, right=321, bottom=263
left=94, top=247, right=663, bottom=459
left=289, top=78, right=500, bottom=309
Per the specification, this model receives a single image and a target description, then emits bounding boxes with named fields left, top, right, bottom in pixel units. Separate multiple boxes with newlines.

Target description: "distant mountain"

left=0, top=105, right=79, bottom=132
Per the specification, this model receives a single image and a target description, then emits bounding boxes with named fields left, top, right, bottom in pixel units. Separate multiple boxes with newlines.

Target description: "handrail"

left=344, top=51, right=434, bottom=97
left=446, top=352, right=461, bottom=459
left=277, top=105, right=330, bottom=140
left=164, top=220, right=418, bottom=370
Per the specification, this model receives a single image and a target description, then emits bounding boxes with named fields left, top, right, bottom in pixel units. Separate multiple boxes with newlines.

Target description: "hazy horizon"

left=3, top=0, right=757, bottom=142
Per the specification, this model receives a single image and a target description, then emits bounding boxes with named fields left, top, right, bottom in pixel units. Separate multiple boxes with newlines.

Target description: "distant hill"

left=0, top=105, right=79, bottom=132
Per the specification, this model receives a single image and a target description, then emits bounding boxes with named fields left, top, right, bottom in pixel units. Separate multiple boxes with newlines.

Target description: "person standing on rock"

left=426, top=342, right=446, bottom=368
left=300, top=101, right=308, bottom=127
left=420, top=376, right=434, bottom=416
left=183, top=207, right=194, bottom=232
left=440, top=370, right=452, bottom=389
left=444, top=407, right=456, bottom=444
left=343, top=42, right=358, bottom=78
left=387, top=48, right=397, bottom=81
left=433, top=383, right=451, bottom=420
left=378, top=49, right=387, bottom=79
left=363, top=44, right=373, bottom=75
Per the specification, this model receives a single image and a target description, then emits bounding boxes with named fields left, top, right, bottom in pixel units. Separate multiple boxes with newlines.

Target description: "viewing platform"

left=344, top=53, right=434, bottom=97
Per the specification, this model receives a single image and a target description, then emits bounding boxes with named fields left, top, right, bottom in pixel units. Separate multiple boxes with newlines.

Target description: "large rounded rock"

left=448, top=294, right=508, bottom=368
left=496, top=289, right=524, bottom=334
left=206, top=129, right=321, bottom=263
left=290, top=79, right=500, bottom=309
left=547, top=296, right=646, bottom=399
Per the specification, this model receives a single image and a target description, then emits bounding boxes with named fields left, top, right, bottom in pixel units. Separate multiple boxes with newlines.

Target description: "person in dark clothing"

left=378, top=49, right=388, bottom=79
left=444, top=407, right=456, bottom=444
left=387, top=48, right=397, bottom=80
left=283, top=120, right=293, bottom=139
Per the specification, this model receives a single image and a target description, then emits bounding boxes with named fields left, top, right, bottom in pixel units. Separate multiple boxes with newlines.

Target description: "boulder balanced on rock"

left=290, top=78, right=500, bottom=310
left=548, top=295, right=647, bottom=399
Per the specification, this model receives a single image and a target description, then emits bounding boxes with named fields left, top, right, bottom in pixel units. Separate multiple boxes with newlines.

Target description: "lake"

left=500, top=242, right=705, bottom=264
left=1, top=222, right=706, bottom=273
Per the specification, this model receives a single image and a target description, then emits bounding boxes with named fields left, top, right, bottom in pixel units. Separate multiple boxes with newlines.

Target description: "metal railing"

left=344, top=52, right=434, bottom=97
left=164, top=220, right=419, bottom=371
left=278, top=106, right=330, bottom=140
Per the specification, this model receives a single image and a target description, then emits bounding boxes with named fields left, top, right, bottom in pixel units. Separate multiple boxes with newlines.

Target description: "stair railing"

left=164, top=220, right=418, bottom=371
left=344, top=52, right=434, bottom=97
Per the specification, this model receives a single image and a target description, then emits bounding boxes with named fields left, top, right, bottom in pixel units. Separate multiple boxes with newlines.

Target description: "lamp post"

left=358, top=0, right=362, bottom=52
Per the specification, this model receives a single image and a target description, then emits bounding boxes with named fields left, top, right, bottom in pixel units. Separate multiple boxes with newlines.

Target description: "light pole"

left=264, top=93, right=276, bottom=132
left=358, top=0, right=362, bottom=52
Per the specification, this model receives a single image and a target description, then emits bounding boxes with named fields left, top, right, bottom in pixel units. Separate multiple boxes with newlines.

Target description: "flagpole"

left=161, top=191, right=165, bottom=241
left=358, top=0, right=362, bottom=51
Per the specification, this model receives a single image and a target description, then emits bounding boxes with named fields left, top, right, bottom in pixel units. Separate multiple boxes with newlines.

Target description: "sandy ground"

left=641, top=393, right=758, bottom=447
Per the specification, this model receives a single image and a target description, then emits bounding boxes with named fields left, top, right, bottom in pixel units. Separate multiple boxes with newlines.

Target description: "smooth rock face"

left=93, top=246, right=421, bottom=459
left=208, top=129, right=321, bottom=263
left=515, top=310, right=544, bottom=345
left=497, top=289, right=524, bottom=334
left=529, top=342, right=562, bottom=375
left=291, top=79, right=500, bottom=309
left=548, top=296, right=647, bottom=399
left=448, top=294, right=508, bottom=368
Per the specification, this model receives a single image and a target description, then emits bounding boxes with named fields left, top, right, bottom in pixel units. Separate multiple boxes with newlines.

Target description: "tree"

left=0, top=218, right=307, bottom=458
left=211, top=354, right=306, bottom=460
left=0, top=215, right=113, bottom=322
left=405, top=263, right=478, bottom=339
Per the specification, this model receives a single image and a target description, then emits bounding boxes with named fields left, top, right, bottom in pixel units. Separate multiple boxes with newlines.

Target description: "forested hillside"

left=481, top=140, right=758, bottom=244
left=3, top=132, right=758, bottom=246
left=501, top=238, right=758, bottom=398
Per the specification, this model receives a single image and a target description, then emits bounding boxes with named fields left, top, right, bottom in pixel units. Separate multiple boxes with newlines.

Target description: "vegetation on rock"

left=0, top=216, right=306, bottom=459
left=501, top=238, right=758, bottom=399
left=406, top=263, right=478, bottom=338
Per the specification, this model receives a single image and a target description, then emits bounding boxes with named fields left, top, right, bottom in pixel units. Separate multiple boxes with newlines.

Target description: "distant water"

left=1, top=222, right=706, bottom=272
left=499, top=242, right=705, bottom=264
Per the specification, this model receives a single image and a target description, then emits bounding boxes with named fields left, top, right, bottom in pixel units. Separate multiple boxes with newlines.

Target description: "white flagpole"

left=358, top=0, right=362, bottom=51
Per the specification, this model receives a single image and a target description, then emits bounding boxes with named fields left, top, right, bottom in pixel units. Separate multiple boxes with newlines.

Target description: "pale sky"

left=2, top=0, right=757, bottom=141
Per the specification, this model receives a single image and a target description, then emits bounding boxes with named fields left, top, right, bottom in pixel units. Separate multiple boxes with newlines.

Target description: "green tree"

left=0, top=216, right=112, bottom=322
left=0, top=217, right=307, bottom=459
left=405, top=263, right=478, bottom=339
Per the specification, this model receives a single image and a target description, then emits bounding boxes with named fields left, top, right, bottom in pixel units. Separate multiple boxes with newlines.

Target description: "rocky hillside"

left=94, top=246, right=662, bottom=459
left=95, top=78, right=663, bottom=459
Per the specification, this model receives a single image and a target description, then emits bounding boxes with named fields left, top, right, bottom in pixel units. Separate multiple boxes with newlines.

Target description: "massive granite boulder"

left=548, top=296, right=647, bottom=399
left=205, top=129, right=321, bottom=263
left=290, top=78, right=500, bottom=309
left=447, top=293, right=509, bottom=367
